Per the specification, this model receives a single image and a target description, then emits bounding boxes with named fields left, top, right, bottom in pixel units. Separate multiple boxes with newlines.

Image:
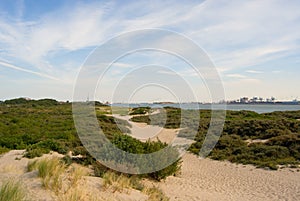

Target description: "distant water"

left=111, top=103, right=300, bottom=114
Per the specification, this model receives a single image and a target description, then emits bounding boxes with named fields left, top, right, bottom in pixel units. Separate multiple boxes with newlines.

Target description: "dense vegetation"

left=131, top=108, right=300, bottom=170
left=1, top=98, right=299, bottom=173
left=129, top=107, right=151, bottom=115
left=0, top=98, right=180, bottom=181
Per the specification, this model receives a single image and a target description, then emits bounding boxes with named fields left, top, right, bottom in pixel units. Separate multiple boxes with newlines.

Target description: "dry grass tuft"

left=143, top=186, right=170, bottom=201
left=0, top=178, right=26, bottom=201
left=27, top=157, right=66, bottom=193
left=68, top=165, right=88, bottom=187
left=102, top=171, right=134, bottom=193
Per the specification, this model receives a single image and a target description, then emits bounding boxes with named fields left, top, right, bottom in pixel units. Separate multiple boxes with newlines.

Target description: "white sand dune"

left=155, top=153, right=300, bottom=201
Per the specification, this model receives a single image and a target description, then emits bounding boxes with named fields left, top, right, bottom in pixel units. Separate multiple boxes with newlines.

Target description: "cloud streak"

left=0, top=60, right=59, bottom=80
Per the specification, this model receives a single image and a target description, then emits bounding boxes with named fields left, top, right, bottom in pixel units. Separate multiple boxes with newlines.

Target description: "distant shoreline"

left=113, top=101, right=300, bottom=106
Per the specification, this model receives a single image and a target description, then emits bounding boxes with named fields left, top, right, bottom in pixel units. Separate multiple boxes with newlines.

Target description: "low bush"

left=0, top=146, right=9, bottom=155
left=129, top=107, right=150, bottom=115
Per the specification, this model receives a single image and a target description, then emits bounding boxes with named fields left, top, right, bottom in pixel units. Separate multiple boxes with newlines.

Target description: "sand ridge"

left=155, top=153, right=300, bottom=201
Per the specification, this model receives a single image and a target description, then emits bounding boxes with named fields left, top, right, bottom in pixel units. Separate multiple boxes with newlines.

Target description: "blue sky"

left=0, top=0, right=299, bottom=102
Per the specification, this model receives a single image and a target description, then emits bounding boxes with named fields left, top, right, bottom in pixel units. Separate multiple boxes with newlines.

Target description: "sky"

left=0, top=0, right=299, bottom=102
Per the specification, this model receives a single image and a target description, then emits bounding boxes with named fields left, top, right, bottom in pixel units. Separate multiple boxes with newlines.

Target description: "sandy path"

left=112, top=114, right=180, bottom=143
left=156, top=153, right=300, bottom=201
left=113, top=114, right=195, bottom=148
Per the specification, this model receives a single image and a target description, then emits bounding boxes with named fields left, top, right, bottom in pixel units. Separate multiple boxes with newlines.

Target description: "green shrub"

left=24, top=147, right=49, bottom=158
left=129, top=107, right=150, bottom=115
left=0, top=146, right=9, bottom=155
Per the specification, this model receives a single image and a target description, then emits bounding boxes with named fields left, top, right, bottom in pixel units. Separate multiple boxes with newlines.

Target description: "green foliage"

left=0, top=98, right=181, bottom=181
left=97, top=134, right=181, bottom=181
left=2, top=97, right=299, bottom=173
left=131, top=107, right=300, bottom=170
left=131, top=107, right=182, bottom=128
left=0, top=179, right=26, bottom=201
left=129, top=107, right=150, bottom=115
left=4, top=98, right=58, bottom=106
left=0, top=146, right=9, bottom=154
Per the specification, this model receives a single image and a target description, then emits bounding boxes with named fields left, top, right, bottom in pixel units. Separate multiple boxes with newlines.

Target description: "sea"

left=111, top=103, right=300, bottom=114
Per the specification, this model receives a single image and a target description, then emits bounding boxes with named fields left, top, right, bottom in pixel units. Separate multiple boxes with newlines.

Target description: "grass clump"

left=58, top=187, right=86, bottom=201
left=27, top=157, right=66, bottom=193
left=143, top=186, right=169, bottom=201
left=68, top=165, right=88, bottom=187
left=27, top=159, right=39, bottom=172
left=0, top=179, right=26, bottom=201
left=103, top=171, right=133, bottom=192
left=102, top=171, right=145, bottom=193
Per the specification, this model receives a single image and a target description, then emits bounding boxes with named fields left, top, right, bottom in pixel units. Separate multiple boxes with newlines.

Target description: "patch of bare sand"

left=112, top=114, right=186, bottom=144
left=245, top=139, right=269, bottom=145
left=154, top=153, right=300, bottom=201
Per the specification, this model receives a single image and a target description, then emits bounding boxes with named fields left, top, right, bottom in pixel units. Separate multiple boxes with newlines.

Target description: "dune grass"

left=102, top=171, right=170, bottom=200
left=0, top=179, right=26, bottom=201
left=58, top=187, right=86, bottom=201
left=143, top=186, right=170, bottom=201
left=27, top=157, right=92, bottom=199
left=68, top=165, right=88, bottom=187
left=102, top=171, right=133, bottom=192
left=27, top=157, right=66, bottom=193
left=27, top=159, right=38, bottom=172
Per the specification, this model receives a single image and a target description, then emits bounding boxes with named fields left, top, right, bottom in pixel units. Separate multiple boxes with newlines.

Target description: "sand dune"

left=155, top=153, right=300, bottom=201
left=1, top=148, right=299, bottom=200
left=2, top=114, right=300, bottom=201
left=0, top=150, right=148, bottom=201
left=114, top=113, right=300, bottom=201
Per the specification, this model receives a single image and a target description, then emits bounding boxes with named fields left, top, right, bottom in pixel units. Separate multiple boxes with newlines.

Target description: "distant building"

left=240, top=97, right=249, bottom=103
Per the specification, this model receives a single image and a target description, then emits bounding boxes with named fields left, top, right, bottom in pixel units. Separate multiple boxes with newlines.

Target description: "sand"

left=1, top=113, right=299, bottom=201
left=112, top=113, right=300, bottom=201
left=1, top=150, right=299, bottom=201
left=113, top=113, right=194, bottom=146
left=0, top=150, right=148, bottom=201
left=154, top=153, right=300, bottom=201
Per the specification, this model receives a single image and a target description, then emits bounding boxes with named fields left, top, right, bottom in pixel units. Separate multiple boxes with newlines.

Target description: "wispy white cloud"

left=246, top=70, right=263, bottom=74
left=0, top=60, right=59, bottom=80
left=226, top=74, right=246, bottom=79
